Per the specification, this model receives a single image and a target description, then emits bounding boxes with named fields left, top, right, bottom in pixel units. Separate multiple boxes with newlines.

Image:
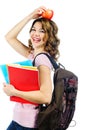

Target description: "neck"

left=34, top=48, right=45, bottom=56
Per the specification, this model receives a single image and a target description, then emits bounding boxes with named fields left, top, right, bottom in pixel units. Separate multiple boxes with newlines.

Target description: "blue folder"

left=0, top=60, right=32, bottom=83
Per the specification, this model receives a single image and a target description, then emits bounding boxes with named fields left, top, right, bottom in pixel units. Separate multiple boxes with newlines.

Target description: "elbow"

left=40, top=88, right=52, bottom=104
left=5, top=32, right=15, bottom=42
left=5, top=34, right=9, bottom=42
left=43, top=95, right=52, bottom=105
left=5, top=34, right=10, bottom=42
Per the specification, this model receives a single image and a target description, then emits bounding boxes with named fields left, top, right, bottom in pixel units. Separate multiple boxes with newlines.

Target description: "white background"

left=0, top=0, right=87, bottom=130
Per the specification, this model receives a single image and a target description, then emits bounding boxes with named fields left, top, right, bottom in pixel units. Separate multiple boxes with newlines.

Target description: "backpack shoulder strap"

left=33, top=52, right=59, bottom=70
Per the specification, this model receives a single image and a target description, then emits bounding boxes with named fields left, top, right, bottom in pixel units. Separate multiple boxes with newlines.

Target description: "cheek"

left=30, top=34, right=34, bottom=42
left=30, top=32, right=33, bottom=38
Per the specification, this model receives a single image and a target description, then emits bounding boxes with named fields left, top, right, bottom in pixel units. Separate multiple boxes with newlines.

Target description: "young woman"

left=3, top=6, right=60, bottom=130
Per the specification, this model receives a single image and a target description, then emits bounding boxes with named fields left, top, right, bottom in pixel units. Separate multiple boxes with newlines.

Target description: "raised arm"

left=5, top=6, right=46, bottom=58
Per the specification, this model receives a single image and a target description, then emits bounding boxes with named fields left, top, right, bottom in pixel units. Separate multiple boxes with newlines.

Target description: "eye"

left=39, top=29, right=45, bottom=33
left=31, top=28, right=36, bottom=32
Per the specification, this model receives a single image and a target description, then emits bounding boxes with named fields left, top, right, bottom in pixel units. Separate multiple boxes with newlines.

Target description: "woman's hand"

left=29, top=6, right=47, bottom=19
left=3, top=83, right=16, bottom=96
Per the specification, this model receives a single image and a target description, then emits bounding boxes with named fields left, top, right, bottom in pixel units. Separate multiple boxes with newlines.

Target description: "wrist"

left=13, top=89, right=20, bottom=96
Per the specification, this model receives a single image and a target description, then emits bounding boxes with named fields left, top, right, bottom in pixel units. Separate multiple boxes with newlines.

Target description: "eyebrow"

left=32, top=26, right=45, bottom=31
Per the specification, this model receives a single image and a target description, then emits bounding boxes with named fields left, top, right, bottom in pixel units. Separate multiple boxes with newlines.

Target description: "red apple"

left=42, top=9, right=54, bottom=19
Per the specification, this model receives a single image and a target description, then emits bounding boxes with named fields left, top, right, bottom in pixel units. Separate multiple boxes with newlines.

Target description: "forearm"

left=5, top=14, right=32, bottom=39
left=14, top=89, right=52, bottom=104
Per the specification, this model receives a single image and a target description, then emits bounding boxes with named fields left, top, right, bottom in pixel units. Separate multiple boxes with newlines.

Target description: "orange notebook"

left=7, top=64, right=40, bottom=105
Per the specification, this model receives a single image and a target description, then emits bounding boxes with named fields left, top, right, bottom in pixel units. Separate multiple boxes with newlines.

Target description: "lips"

left=32, top=37, right=41, bottom=43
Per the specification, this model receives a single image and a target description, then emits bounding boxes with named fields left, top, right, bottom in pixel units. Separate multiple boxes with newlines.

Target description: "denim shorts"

left=6, top=121, right=38, bottom=130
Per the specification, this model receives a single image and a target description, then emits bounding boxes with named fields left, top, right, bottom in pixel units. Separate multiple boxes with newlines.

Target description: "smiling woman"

left=0, top=0, right=87, bottom=129
left=3, top=6, right=60, bottom=130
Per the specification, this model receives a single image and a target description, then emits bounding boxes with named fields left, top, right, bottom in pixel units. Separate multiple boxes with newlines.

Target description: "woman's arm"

left=5, top=6, right=46, bottom=58
left=3, top=65, right=52, bottom=104
left=5, top=14, right=32, bottom=58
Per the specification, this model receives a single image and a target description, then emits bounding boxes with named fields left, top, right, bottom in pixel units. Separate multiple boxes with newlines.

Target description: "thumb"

left=3, top=82, right=7, bottom=87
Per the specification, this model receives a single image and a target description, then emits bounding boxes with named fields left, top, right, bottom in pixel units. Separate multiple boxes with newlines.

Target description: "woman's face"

left=30, top=22, right=48, bottom=49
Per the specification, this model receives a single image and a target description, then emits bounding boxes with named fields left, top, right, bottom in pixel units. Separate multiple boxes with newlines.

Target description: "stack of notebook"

left=0, top=60, right=39, bottom=105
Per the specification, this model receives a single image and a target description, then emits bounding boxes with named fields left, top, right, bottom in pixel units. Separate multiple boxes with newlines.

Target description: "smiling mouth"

left=32, top=38, right=41, bottom=43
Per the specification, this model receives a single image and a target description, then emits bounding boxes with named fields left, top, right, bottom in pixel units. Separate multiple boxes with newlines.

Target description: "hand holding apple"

left=41, top=9, right=54, bottom=19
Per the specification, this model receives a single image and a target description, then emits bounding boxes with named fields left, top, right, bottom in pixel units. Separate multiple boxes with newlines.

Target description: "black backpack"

left=33, top=53, right=78, bottom=130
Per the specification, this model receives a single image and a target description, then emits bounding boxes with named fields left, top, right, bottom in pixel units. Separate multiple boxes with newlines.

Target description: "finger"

left=3, top=82, right=7, bottom=87
left=38, top=6, right=47, bottom=14
left=39, top=6, right=47, bottom=11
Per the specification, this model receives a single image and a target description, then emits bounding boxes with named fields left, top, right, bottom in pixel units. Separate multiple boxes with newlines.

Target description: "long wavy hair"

left=28, top=18, right=60, bottom=61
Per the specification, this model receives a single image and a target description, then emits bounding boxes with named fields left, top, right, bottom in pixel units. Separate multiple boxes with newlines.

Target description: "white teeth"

left=33, top=38, right=40, bottom=40
left=33, top=38, right=41, bottom=42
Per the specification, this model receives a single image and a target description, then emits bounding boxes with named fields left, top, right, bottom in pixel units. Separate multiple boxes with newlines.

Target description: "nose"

left=34, top=30, right=40, bottom=36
